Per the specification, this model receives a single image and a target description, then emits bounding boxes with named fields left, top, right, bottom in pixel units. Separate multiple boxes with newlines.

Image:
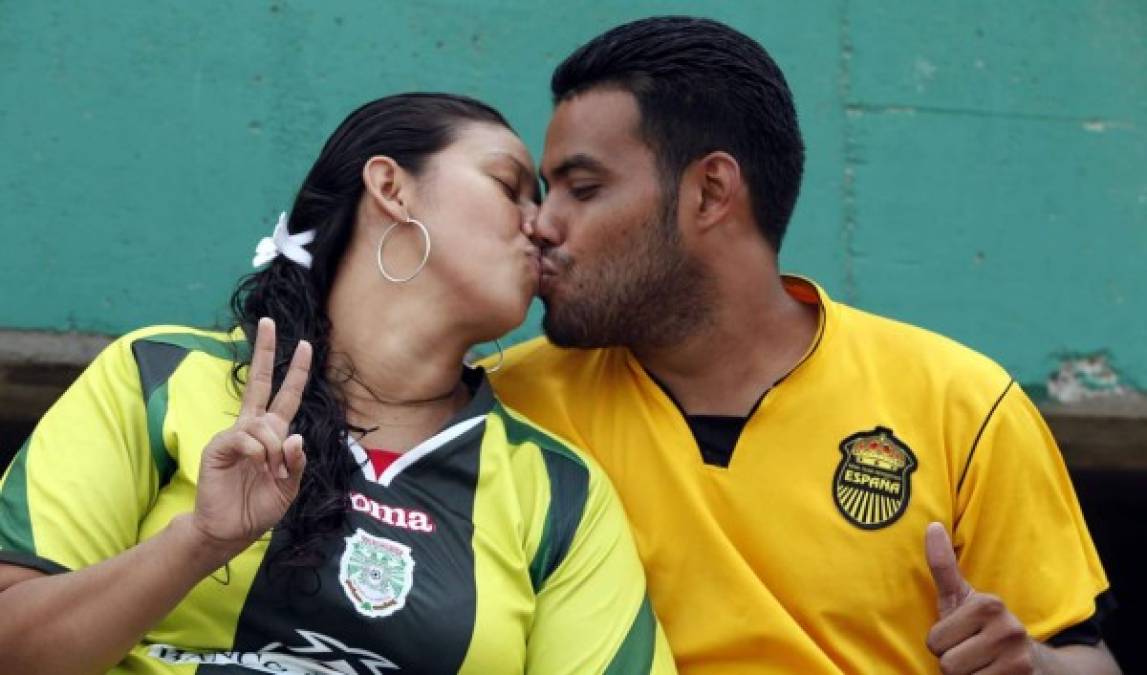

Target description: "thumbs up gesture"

left=925, top=523, right=1038, bottom=674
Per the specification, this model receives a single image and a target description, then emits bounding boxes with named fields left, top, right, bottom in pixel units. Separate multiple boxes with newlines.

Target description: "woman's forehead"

left=447, top=122, right=534, bottom=170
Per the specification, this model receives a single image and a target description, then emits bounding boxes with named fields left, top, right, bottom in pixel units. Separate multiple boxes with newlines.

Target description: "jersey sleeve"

left=526, top=462, right=677, bottom=675
left=0, top=332, right=162, bottom=573
left=952, top=381, right=1109, bottom=641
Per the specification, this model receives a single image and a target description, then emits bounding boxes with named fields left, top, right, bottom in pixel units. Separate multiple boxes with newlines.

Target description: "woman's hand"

left=192, top=317, right=313, bottom=554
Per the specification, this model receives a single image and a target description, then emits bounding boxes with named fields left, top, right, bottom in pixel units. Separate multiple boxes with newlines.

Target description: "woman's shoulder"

left=80, top=324, right=238, bottom=364
left=485, top=399, right=618, bottom=510
left=488, top=400, right=593, bottom=470
left=111, top=324, right=247, bottom=358
left=85, top=325, right=247, bottom=392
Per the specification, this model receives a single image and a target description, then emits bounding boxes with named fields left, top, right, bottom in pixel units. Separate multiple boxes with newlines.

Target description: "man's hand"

left=925, top=522, right=1039, bottom=674
left=925, top=523, right=1121, bottom=675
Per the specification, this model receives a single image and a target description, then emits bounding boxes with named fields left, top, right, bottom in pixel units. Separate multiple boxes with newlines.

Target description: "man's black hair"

left=552, top=16, right=805, bottom=251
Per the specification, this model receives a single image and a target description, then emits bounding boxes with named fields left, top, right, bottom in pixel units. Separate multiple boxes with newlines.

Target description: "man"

left=490, top=16, right=1118, bottom=675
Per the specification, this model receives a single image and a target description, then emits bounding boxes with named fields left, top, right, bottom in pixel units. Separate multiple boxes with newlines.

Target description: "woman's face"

left=406, top=122, right=540, bottom=338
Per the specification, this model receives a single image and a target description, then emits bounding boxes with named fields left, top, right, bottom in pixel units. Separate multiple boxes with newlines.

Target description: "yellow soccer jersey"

left=0, top=325, right=676, bottom=674
left=490, top=276, right=1109, bottom=674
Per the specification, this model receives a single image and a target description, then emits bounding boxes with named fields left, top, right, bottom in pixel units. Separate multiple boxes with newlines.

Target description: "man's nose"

left=520, top=202, right=540, bottom=238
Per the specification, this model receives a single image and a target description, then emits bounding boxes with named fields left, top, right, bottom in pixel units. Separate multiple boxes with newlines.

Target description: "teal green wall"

left=1, top=1, right=1143, bottom=389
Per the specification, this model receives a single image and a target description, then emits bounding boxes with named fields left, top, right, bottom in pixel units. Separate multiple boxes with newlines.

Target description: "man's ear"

left=681, top=151, right=743, bottom=234
left=362, top=156, right=410, bottom=223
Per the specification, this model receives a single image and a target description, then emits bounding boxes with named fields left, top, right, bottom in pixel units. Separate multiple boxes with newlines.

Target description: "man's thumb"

left=925, top=522, right=972, bottom=616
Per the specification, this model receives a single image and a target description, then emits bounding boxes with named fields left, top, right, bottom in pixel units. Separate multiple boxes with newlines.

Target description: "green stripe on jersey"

left=132, top=340, right=190, bottom=489
left=0, top=441, right=34, bottom=553
left=494, top=404, right=590, bottom=592
left=529, top=448, right=590, bottom=591
left=145, top=381, right=177, bottom=487
left=131, top=331, right=242, bottom=488
left=494, top=403, right=587, bottom=469
left=605, top=594, right=656, bottom=675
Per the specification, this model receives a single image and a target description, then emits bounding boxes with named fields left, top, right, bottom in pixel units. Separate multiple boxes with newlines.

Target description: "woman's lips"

left=524, top=249, right=542, bottom=288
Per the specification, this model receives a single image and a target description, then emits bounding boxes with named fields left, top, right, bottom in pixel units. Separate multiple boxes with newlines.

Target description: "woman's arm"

left=525, top=462, right=677, bottom=675
left=0, top=516, right=238, bottom=674
left=0, top=318, right=311, bottom=674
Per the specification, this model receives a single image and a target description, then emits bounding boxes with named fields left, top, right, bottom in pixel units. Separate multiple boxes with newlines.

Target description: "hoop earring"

left=376, top=218, right=430, bottom=283
left=464, top=338, right=505, bottom=373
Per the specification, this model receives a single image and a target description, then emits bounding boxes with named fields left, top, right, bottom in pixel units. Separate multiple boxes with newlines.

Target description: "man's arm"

left=925, top=523, right=1120, bottom=675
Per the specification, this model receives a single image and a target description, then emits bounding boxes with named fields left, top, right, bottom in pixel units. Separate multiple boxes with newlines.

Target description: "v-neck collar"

left=622, top=275, right=831, bottom=467
left=347, top=367, right=495, bottom=486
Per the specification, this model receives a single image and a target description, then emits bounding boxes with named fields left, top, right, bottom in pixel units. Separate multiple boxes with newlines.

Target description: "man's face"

left=535, top=88, right=709, bottom=348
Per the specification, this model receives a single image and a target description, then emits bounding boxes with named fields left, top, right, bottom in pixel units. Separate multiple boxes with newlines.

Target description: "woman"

left=0, top=94, right=676, bottom=674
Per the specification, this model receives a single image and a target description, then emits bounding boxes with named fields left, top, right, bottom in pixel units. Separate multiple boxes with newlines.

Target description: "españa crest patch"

left=833, top=427, right=917, bottom=529
left=339, top=528, right=416, bottom=618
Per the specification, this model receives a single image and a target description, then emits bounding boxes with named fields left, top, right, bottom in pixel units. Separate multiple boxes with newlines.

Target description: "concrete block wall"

left=1, top=0, right=1144, bottom=394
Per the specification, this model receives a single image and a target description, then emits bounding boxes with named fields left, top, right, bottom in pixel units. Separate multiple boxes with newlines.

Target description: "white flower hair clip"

left=252, top=212, right=316, bottom=269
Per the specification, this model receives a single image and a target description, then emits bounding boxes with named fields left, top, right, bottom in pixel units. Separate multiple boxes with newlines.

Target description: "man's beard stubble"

left=541, top=201, right=713, bottom=350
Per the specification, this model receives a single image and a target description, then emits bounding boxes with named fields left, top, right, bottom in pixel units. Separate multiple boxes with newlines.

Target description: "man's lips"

left=538, top=256, right=561, bottom=295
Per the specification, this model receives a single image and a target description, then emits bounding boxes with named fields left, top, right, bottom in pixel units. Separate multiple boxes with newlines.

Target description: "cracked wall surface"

left=835, top=1, right=1145, bottom=391
left=0, top=0, right=1143, bottom=391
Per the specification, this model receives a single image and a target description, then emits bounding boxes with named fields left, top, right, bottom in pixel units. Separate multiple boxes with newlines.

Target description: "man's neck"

left=633, top=274, right=820, bottom=417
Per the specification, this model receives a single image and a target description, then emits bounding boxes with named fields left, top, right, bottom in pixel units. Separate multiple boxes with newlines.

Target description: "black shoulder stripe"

left=131, top=340, right=189, bottom=401
left=131, top=339, right=190, bottom=488
left=957, top=379, right=1015, bottom=493
left=530, top=447, right=590, bottom=592
left=492, top=403, right=592, bottom=592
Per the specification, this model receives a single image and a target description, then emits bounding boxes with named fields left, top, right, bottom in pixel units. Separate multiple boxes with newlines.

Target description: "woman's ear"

left=362, top=156, right=409, bottom=223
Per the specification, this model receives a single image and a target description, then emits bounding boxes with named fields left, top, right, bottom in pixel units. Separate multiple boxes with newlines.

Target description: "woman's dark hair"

left=552, top=16, right=805, bottom=252
left=230, top=93, right=511, bottom=566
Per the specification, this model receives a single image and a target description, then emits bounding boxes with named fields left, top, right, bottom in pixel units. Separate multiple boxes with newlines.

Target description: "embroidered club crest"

left=833, top=426, right=917, bottom=529
left=339, top=529, right=416, bottom=618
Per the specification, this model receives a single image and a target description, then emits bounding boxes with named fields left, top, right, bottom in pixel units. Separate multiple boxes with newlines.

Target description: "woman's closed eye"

left=570, top=184, right=600, bottom=201
left=493, top=176, right=519, bottom=201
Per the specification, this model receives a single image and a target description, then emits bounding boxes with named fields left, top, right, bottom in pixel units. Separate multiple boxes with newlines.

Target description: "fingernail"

left=278, top=466, right=289, bottom=479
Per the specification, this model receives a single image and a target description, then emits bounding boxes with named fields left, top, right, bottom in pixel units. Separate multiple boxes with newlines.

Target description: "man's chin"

left=541, top=306, right=608, bottom=349
left=540, top=307, right=582, bottom=348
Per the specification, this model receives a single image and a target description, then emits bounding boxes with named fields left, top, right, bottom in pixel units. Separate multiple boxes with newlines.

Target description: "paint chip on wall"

left=1047, top=354, right=1129, bottom=403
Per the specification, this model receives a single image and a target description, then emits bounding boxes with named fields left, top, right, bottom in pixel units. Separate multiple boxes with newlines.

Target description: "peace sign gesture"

left=191, top=318, right=313, bottom=555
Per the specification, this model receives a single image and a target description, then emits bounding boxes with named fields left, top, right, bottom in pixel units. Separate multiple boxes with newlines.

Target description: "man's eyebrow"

left=540, top=153, right=607, bottom=191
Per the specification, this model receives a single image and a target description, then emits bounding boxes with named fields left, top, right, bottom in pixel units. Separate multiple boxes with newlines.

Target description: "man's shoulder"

left=835, top=303, right=1012, bottom=392
left=500, top=335, right=600, bottom=367
left=494, top=336, right=624, bottom=389
left=489, top=337, right=632, bottom=447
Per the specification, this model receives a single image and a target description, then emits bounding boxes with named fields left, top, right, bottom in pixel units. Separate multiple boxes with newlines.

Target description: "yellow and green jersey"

left=0, top=325, right=676, bottom=674
left=490, top=276, right=1109, bottom=675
